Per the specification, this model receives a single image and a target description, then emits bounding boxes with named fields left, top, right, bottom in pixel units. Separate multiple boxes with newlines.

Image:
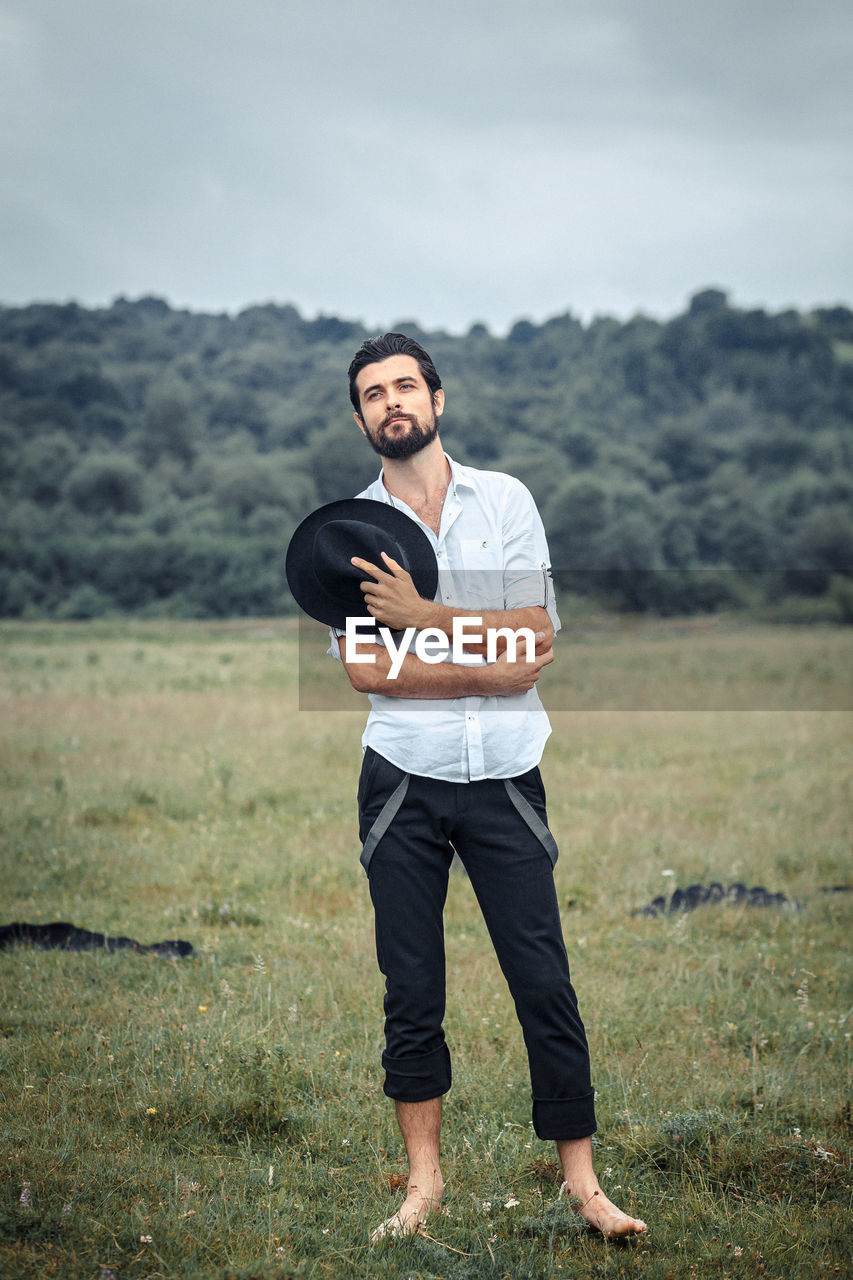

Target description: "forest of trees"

left=1, top=287, right=852, bottom=619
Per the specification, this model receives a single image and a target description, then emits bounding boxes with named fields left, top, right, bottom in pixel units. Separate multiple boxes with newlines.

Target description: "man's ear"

left=433, top=389, right=445, bottom=418
left=354, top=411, right=367, bottom=437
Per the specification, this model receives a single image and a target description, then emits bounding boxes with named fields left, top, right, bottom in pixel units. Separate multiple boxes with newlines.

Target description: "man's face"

left=354, top=354, right=444, bottom=460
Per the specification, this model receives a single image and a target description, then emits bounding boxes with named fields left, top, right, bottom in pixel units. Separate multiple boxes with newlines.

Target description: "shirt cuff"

left=503, top=566, right=561, bottom=634
left=327, top=628, right=344, bottom=662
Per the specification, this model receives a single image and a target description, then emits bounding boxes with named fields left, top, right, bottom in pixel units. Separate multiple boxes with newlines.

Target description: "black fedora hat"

left=285, top=498, right=438, bottom=629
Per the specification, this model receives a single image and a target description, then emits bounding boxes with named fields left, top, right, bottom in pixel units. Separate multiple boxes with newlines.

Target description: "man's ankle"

left=407, top=1169, right=444, bottom=1200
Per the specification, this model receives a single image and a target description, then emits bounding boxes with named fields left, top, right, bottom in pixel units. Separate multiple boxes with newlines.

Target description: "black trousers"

left=358, top=748, right=597, bottom=1141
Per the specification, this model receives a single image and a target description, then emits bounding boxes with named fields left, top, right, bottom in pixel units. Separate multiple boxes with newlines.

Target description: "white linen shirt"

left=328, top=454, right=560, bottom=782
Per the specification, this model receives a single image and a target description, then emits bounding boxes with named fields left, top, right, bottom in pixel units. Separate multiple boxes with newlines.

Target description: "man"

left=332, top=332, right=646, bottom=1242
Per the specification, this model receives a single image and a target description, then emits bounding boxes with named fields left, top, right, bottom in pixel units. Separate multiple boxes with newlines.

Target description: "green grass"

left=1, top=618, right=851, bottom=1278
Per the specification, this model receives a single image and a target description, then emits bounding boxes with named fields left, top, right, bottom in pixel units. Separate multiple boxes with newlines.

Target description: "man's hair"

left=347, top=332, right=442, bottom=414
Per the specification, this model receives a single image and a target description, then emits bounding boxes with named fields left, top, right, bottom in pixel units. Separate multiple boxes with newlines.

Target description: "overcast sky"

left=1, top=0, right=851, bottom=332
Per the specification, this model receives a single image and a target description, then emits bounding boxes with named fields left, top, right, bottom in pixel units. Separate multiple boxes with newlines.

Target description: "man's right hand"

left=486, top=638, right=554, bottom=697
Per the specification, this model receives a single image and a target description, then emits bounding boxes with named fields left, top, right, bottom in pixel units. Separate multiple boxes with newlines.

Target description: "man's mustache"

left=381, top=412, right=417, bottom=429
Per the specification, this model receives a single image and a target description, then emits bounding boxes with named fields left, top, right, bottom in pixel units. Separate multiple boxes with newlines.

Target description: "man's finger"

left=380, top=552, right=407, bottom=576
left=351, top=556, right=388, bottom=581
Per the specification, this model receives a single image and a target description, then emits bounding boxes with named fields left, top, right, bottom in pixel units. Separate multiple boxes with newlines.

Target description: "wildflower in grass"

left=488, top=1234, right=498, bottom=1243
left=19, top=1182, right=30, bottom=1207
left=504, top=1196, right=520, bottom=1208
left=145, top=1106, right=157, bottom=1116
left=481, top=1201, right=492, bottom=1212
left=198, top=1004, right=208, bottom=1012
left=794, top=971, right=812, bottom=1008
left=733, top=1246, right=743, bottom=1257
left=603, top=1166, right=613, bottom=1177
left=140, top=1234, right=153, bottom=1243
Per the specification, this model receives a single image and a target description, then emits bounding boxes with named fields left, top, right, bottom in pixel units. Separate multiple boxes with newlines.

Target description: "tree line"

left=1, top=288, right=851, bottom=619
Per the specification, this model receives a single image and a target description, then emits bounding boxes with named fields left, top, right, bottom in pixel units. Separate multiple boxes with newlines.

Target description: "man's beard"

left=366, top=410, right=440, bottom=460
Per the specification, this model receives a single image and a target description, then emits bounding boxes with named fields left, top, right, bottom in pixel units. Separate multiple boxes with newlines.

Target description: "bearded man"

left=329, top=332, right=646, bottom=1242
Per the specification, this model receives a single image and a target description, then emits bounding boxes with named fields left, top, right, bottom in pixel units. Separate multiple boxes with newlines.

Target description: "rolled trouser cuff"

left=382, top=1043, right=452, bottom=1102
left=532, top=1091, right=597, bottom=1140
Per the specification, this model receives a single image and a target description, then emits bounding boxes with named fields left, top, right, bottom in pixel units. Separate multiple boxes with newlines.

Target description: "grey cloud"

left=0, top=0, right=850, bottom=329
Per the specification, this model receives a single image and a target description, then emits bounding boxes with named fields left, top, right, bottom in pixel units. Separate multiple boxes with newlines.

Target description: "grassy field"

left=1, top=618, right=851, bottom=1280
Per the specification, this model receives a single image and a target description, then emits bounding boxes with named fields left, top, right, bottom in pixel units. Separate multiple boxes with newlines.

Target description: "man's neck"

left=380, top=438, right=450, bottom=506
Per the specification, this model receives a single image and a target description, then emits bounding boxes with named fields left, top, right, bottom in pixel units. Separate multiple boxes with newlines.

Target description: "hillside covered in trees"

left=1, top=288, right=852, bottom=619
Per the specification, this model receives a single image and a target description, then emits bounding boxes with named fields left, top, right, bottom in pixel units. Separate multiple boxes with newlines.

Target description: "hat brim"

left=285, top=498, right=439, bottom=629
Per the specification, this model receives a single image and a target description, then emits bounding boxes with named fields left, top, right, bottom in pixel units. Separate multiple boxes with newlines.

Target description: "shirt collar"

left=370, top=451, right=474, bottom=501
left=445, top=453, right=477, bottom=491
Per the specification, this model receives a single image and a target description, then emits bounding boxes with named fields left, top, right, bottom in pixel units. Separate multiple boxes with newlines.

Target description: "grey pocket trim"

left=503, top=778, right=559, bottom=867
left=360, top=774, right=410, bottom=874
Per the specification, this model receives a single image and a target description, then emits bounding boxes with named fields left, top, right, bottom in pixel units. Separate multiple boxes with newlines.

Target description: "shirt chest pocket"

left=457, top=537, right=505, bottom=608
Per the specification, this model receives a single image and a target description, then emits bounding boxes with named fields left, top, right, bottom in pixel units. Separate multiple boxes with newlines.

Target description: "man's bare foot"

left=371, top=1177, right=444, bottom=1243
left=559, top=1182, right=647, bottom=1238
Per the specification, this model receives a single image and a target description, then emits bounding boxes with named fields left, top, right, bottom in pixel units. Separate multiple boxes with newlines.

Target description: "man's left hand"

left=352, top=553, right=430, bottom=630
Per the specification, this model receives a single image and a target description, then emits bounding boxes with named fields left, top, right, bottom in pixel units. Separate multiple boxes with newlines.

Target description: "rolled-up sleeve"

left=327, top=628, right=344, bottom=662
left=501, top=479, right=561, bottom=634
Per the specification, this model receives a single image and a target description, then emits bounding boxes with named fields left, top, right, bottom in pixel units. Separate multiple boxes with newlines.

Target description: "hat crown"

left=312, top=519, right=412, bottom=609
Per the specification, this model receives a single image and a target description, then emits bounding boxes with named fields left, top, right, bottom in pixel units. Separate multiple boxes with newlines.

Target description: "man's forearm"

left=408, top=601, right=553, bottom=653
left=340, top=638, right=552, bottom=699
left=344, top=645, right=490, bottom=698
